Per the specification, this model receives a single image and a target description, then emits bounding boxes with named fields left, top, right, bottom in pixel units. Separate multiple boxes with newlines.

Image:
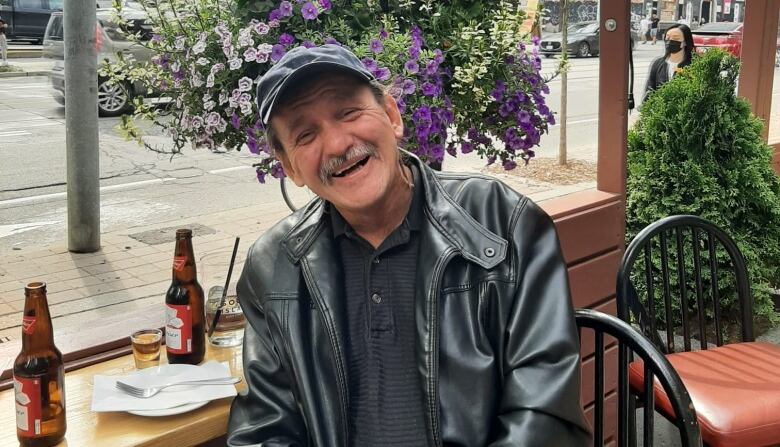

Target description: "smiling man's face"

left=271, top=72, right=405, bottom=214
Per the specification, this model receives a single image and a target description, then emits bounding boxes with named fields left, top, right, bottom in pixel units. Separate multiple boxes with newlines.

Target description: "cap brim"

left=261, top=61, right=374, bottom=125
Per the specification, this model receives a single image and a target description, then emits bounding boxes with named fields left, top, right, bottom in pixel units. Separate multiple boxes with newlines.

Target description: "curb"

left=0, top=70, right=51, bottom=78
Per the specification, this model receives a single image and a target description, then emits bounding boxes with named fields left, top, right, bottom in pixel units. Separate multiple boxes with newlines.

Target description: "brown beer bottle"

left=165, top=229, right=206, bottom=364
left=13, top=282, right=66, bottom=447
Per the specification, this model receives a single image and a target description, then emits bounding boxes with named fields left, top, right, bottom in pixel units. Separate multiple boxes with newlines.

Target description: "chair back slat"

left=643, top=363, right=655, bottom=447
left=643, top=245, right=656, bottom=337
left=691, top=227, right=707, bottom=349
left=675, top=228, right=692, bottom=352
left=594, top=331, right=604, bottom=446
left=576, top=309, right=702, bottom=447
left=707, top=231, right=724, bottom=346
left=659, top=231, right=675, bottom=352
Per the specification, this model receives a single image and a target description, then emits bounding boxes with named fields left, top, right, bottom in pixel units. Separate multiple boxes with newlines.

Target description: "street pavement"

left=9, top=42, right=778, bottom=345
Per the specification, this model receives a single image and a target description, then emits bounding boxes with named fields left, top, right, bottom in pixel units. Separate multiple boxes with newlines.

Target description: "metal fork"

left=115, top=376, right=242, bottom=398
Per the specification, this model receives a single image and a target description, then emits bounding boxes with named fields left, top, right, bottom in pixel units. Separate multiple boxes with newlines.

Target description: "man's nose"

left=320, top=120, right=354, bottom=157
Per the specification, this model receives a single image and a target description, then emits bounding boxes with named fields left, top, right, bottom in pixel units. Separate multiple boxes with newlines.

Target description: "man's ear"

left=383, top=93, right=404, bottom=140
left=276, top=151, right=305, bottom=187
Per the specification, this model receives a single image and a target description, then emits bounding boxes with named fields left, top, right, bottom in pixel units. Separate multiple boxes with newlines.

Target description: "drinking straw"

left=208, top=237, right=240, bottom=338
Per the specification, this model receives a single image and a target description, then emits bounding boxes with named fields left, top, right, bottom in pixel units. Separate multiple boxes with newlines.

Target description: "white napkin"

left=91, top=360, right=238, bottom=412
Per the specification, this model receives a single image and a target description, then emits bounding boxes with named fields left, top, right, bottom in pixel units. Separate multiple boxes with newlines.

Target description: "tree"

left=627, top=49, right=780, bottom=328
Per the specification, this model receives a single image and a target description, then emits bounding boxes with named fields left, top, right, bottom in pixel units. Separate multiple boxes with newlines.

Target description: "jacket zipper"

left=427, top=250, right=456, bottom=447
left=301, top=259, right=350, bottom=445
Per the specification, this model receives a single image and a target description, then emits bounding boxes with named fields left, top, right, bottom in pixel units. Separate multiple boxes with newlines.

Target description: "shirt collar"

left=329, top=162, right=423, bottom=239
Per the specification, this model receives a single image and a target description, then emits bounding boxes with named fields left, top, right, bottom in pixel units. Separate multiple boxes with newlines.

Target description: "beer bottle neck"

left=21, top=290, right=55, bottom=349
left=172, top=236, right=197, bottom=282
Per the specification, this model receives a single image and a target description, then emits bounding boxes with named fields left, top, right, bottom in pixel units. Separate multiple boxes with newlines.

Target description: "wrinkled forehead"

left=272, top=71, right=370, bottom=118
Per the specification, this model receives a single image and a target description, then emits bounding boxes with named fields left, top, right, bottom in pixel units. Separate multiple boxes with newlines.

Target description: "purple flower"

left=461, top=142, right=474, bottom=154
left=402, top=79, right=415, bottom=95
left=421, top=82, right=438, bottom=97
left=279, top=1, right=293, bottom=17
left=396, top=97, right=406, bottom=114
left=301, top=2, right=318, bottom=20
left=547, top=114, right=556, bottom=125
left=430, top=144, right=444, bottom=161
left=516, top=110, right=531, bottom=124
left=301, top=40, right=315, bottom=48
left=373, top=67, right=391, bottom=81
left=279, top=33, right=295, bottom=46
left=318, top=0, right=331, bottom=10
left=408, top=46, right=420, bottom=60
left=502, top=159, right=517, bottom=170
left=379, top=28, right=388, bottom=39
left=271, top=44, right=286, bottom=62
left=271, top=162, right=286, bottom=179
left=404, top=60, right=419, bottom=74
left=324, top=37, right=340, bottom=46
left=432, top=49, right=443, bottom=64
left=268, top=9, right=282, bottom=21
left=490, top=80, right=506, bottom=101
left=412, top=106, right=431, bottom=123
left=361, top=57, right=378, bottom=71
left=246, top=131, right=258, bottom=153
left=446, top=144, right=457, bottom=157
left=256, top=169, right=266, bottom=183
left=369, top=39, right=383, bottom=54
left=231, top=113, right=240, bottom=129
left=425, top=60, right=439, bottom=76
left=151, top=34, right=162, bottom=43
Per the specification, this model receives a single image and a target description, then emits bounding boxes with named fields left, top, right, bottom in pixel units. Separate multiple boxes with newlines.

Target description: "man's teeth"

left=333, top=157, right=367, bottom=177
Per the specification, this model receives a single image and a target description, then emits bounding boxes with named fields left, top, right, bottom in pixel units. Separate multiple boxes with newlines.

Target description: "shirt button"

left=371, top=293, right=382, bottom=304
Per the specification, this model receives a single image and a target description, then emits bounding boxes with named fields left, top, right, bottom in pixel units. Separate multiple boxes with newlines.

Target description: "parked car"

left=540, top=21, right=634, bottom=58
left=0, top=0, right=62, bottom=43
left=43, top=6, right=154, bottom=116
left=692, top=22, right=743, bottom=58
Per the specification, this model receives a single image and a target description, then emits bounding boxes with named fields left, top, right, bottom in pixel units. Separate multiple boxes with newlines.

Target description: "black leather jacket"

left=227, top=155, right=591, bottom=446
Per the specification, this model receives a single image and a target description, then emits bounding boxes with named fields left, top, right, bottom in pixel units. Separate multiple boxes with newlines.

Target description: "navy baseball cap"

left=256, top=44, right=376, bottom=126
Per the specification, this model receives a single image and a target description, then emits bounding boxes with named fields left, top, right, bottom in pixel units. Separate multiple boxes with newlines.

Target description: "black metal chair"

left=575, top=308, right=701, bottom=447
left=617, top=215, right=780, bottom=446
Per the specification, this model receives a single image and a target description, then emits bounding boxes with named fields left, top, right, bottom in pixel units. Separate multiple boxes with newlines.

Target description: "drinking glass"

left=200, top=249, right=246, bottom=347
left=131, top=329, right=162, bottom=369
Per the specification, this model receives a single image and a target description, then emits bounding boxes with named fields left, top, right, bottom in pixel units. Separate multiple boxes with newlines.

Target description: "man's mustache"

left=319, top=143, right=378, bottom=184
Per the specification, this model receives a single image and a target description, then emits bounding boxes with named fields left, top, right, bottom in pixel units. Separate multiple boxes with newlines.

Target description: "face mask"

left=666, top=40, right=683, bottom=54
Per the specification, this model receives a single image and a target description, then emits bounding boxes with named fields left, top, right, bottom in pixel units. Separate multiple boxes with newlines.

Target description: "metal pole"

left=64, top=0, right=100, bottom=252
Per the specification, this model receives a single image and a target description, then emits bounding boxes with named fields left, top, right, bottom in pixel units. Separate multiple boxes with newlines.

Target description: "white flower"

left=174, top=36, right=185, bottom=51
left=223, top=45, right=234, bottom=58
left=254, top=22, right=270, bottom=35
left=229, top=58, right=242, bottom=71
left=229, top=97, right=238, bottom=108
left=204, top=100, right=216, bottom=111
left=255, top=52, right=269, bottom=63
left=238, top=77, right=253, bottom=92
left=243, top=47, right=257, bottom=62
left=171, top=61, right=180, bottom=73
left=217, top=119, right=227, bottom=133
left=237, top=29, right=254, bottom=48
left=197, top=57, right=210, bottom=66
left=240, top=102, right=253, bottom=116
left=218, top=92, right=228, bottom=105
left=192, top=39, right=206, bottom=55
left=191, top=73, right=204, bottom=87
left=214, top=23, right=229, bottom=38
left=206, top=73, right=215, bottom=88
left=210, top=63, right=225, bottom=74
left=206, top=112, right=221, bottom=127
left=191, top=116, right=204, bottom=129
left=238, top=92, right=251, bottom=105
left=257, top=43, right=272, bottom=55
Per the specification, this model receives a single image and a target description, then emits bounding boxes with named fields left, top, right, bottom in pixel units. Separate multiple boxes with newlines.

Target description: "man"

left=650, top=14, right=660, bottom=44
left=0, top=18, right=8, bottom=66
left=227, top=44, right=590, bottom=446
left=640, top=15, right=650, bottom=44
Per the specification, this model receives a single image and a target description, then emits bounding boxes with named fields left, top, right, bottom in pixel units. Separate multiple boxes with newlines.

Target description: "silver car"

left=42, top=6, right=153, bottom=116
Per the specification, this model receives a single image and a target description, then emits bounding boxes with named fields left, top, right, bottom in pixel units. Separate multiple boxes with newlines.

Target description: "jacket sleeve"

left=227, top=256, right=308, bottom=447
left=488, top=200, right=591, bottom=447
left=644, top=57, right=660, bottom=102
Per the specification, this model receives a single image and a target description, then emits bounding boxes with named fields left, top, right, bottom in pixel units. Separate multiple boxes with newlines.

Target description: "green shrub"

left=626, top=49, right=780, bottom=334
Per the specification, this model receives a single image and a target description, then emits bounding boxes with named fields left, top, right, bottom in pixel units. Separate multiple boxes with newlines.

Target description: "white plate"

left=128, top=401, right=208, bottom=417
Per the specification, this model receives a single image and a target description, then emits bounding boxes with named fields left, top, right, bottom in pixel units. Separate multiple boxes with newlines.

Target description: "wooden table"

left=0, top=343, right=244, bottom=447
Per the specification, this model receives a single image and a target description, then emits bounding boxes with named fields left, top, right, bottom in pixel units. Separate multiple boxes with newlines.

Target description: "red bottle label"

left=165, top=304, right=192, bottom=354
left=21, top=316, right=35, bottom=335
left=172, top=256, right=187, bottom=272
left=14, top=376, right=42, bottom=436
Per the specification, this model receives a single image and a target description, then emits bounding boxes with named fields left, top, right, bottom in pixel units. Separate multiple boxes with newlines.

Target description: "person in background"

left=650, top=14, right=660, bottom=44
left=227, top=44, right=591, bottom=446
left=644, top=24, right=695, bottom=101
left=640, top=15, right=651, bottom=44
left=0, top=18, right=8, bottom=66
left=677, top=16, right=690, bottom=26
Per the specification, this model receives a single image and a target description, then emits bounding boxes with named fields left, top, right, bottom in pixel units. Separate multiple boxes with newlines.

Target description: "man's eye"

left=296, top=132, right=313, bottom=144
left=342, top=108, right=359, bottom=118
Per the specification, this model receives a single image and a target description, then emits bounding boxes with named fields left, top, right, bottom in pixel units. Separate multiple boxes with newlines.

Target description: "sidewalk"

left=0, top=154, right=595, bottom=342
left=0, top=58, right=53, bottom=78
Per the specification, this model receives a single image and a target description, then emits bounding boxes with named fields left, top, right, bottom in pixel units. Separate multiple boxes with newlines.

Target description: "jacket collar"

left=280, top=152, right=507, bottom=269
